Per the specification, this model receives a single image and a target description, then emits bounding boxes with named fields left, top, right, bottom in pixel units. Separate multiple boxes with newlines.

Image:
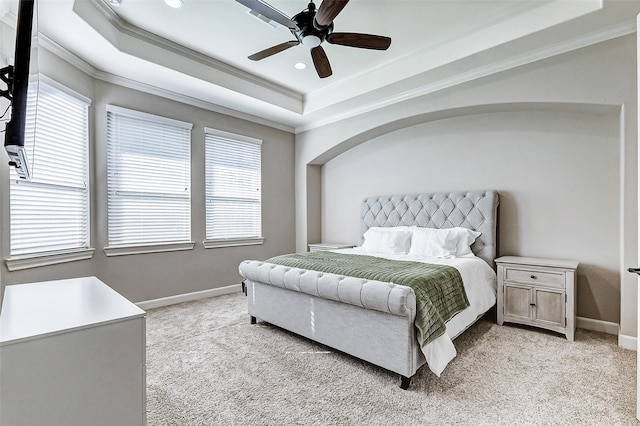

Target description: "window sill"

left=104, top=241, right=196, bottom=257
left=203, top=237, right=264, bottom=249
left=5, top=248, right=96, bottom=271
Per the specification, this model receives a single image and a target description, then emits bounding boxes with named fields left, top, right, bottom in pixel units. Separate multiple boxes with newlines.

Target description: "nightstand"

left=495, top=256, right=579, bottom=341
left=308, top=242, right=356, bottom=252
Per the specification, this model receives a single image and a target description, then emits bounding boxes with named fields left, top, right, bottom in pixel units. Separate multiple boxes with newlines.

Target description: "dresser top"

left=0, top=276, right=145, bottom=346
left=495, top=256, right=579, bottom=270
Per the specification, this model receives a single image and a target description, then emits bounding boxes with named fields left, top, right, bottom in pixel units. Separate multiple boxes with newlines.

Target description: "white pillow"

left=361, top=227, right=413, bottom=255
left=408, top=227, right=481, bottom=258
left=448, top=227, right=482, bottom=257
left=408, top=227, right=456, bottom=258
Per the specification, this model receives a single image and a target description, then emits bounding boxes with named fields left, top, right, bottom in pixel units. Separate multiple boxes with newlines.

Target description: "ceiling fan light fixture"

left=294, top=62, right=307, bottom=70
left=301, top=35, right=321, bottom=48
left=164, top=0, right=183, bottom=9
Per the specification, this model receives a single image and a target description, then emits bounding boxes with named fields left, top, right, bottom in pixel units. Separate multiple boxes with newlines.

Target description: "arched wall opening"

left=303, top=102, right=622, bottom=325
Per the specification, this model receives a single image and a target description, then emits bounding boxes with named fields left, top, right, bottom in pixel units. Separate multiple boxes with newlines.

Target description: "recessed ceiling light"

left=164, top=0, right=183, bottom=8
left=294, top=62, right=307, bottom=70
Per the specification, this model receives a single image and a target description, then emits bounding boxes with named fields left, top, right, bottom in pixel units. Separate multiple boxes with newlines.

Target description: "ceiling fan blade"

left=311, top=46, right=332, bottom=78
left=248, top=41, right=300, bottom=61
left=326, top=33, right=391, bottom=50
left=236, top=0, right=299, bottom=30
left=314, top=0, right=350, bottom=28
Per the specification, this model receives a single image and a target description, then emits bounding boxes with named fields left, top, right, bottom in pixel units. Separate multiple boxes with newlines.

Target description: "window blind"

left=10, top=79, right=90, bottom=256
left=205, top=128, right=262, bottom=241
left=106, top=106, right=192, bottom=246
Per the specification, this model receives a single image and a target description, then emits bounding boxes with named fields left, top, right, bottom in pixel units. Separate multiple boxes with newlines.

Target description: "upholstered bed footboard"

left=244, top=279, right=426, bottom=380
left=239, top=261, right=417, bottom=317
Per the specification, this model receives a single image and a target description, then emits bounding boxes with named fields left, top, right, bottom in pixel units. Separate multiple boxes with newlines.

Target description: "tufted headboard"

left=360, top=190, right=499, bottom=268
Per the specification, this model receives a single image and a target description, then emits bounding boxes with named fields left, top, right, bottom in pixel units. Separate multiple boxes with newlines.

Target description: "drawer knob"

left=530, top=275, right=537, bottom=279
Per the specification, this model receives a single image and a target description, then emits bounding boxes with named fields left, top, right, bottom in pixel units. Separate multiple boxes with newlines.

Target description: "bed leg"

left=400, top=375, right=411, bottom=390
left=250, top=316, right=256, bottom=324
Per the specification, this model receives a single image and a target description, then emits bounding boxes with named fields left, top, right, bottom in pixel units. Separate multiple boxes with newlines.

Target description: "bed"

left=239, top=190, right=499, bottom=389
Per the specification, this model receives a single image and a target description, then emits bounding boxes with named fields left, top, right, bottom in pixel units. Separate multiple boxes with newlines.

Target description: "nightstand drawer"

left=504, top=267, right=565, bottom=288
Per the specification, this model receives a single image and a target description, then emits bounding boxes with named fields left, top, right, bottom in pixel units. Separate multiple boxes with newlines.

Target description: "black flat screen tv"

left=1, top=0, right=35, bottom=180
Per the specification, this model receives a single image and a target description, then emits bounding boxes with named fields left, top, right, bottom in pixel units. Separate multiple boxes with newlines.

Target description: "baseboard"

left=577, top=316, right=619, bottom=336
left=136, top=283, right=242, bottom=310
left=618, top=333, right=637, bottom=351
left=575, top=316, right=637, bottom=350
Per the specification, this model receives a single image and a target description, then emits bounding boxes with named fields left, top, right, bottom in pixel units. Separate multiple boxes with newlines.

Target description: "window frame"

left=203, top=127, right=263, bottom=249
left=103, top=105, right=195, bottom=257
left=6, top=76, right=93, bottom=271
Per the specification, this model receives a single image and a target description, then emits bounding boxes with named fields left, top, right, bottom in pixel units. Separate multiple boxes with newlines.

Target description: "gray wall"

left=0, top=28, right=636, bottom=339
left=0, top=48, right=296, bottom=303
left=322, top=110, right=620, bottom=323
left=296, top=35, right=637, bottom=336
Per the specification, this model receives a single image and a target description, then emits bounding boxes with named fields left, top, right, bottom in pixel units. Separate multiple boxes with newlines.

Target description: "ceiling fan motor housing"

left=291, top=9, right=333, bottom=48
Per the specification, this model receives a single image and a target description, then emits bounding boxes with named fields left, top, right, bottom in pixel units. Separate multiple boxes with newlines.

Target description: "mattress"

left=332, top=247, right=497, bottom=376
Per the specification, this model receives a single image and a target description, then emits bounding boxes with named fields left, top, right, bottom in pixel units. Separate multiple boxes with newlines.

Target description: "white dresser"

left=0, top=277, right=146, bottom=425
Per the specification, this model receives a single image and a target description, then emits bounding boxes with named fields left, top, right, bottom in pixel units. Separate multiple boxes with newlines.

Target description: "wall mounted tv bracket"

left=0, top=65, right=31, bottom=180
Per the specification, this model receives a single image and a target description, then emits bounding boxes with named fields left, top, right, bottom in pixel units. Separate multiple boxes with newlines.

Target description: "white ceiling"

left=3, top=0, right=640, bottom=132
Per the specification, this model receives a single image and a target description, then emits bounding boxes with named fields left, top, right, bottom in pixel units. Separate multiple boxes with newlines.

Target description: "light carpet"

left=146, top=293, right=636, bottom=425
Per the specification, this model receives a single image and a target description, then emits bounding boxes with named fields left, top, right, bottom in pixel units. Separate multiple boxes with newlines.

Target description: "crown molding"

left=38, top=33, right=99, bottom=76
left=0, top=7, right=15, bottom=27
left=95, top=70, right=295, bottom=133
left=88, top=0, right=301, bottom=104
left=38, top=33, right=295, bottom=133
left=294, top=19, right=637, bottom=133
left=36, top=5, right=637, bottom=135
left=305, top=0, right=548, bottom=103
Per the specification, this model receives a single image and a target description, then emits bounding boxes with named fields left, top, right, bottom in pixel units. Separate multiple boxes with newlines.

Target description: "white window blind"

left=10, top=79, right=90, bottom=256
left=106, top=106, right=192, bottom=247
left=205, top=128, right=262, bottom=242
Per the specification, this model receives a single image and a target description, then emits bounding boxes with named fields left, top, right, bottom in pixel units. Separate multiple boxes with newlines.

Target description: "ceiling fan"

left=236, top=0, right=391, bottom=78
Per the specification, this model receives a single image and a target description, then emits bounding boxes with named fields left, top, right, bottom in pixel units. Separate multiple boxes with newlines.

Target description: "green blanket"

left=266, top=251, right=469, bottom=347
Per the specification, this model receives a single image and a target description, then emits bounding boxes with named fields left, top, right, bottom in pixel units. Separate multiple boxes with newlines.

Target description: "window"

left=105, top=106, right=193, bottom=255
left=8, top=78, right=91, bottom=267
left=204, top=128, right=262, bottom=248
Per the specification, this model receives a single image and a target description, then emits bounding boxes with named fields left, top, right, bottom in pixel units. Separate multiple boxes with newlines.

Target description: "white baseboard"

left=577, top=316, right=619, bottom=335
left=136, top=283, right=242, bottom=310
left=618, top=333, right=637, bottom=351
left=576, top=316, right=638, bottom=351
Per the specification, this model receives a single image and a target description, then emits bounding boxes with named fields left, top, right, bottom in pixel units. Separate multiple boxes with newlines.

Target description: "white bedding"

left=332, top=247, right=497, bottom=377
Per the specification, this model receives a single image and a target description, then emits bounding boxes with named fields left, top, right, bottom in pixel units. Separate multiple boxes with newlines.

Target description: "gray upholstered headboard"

left=360, top=190, right=499, bottom=268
